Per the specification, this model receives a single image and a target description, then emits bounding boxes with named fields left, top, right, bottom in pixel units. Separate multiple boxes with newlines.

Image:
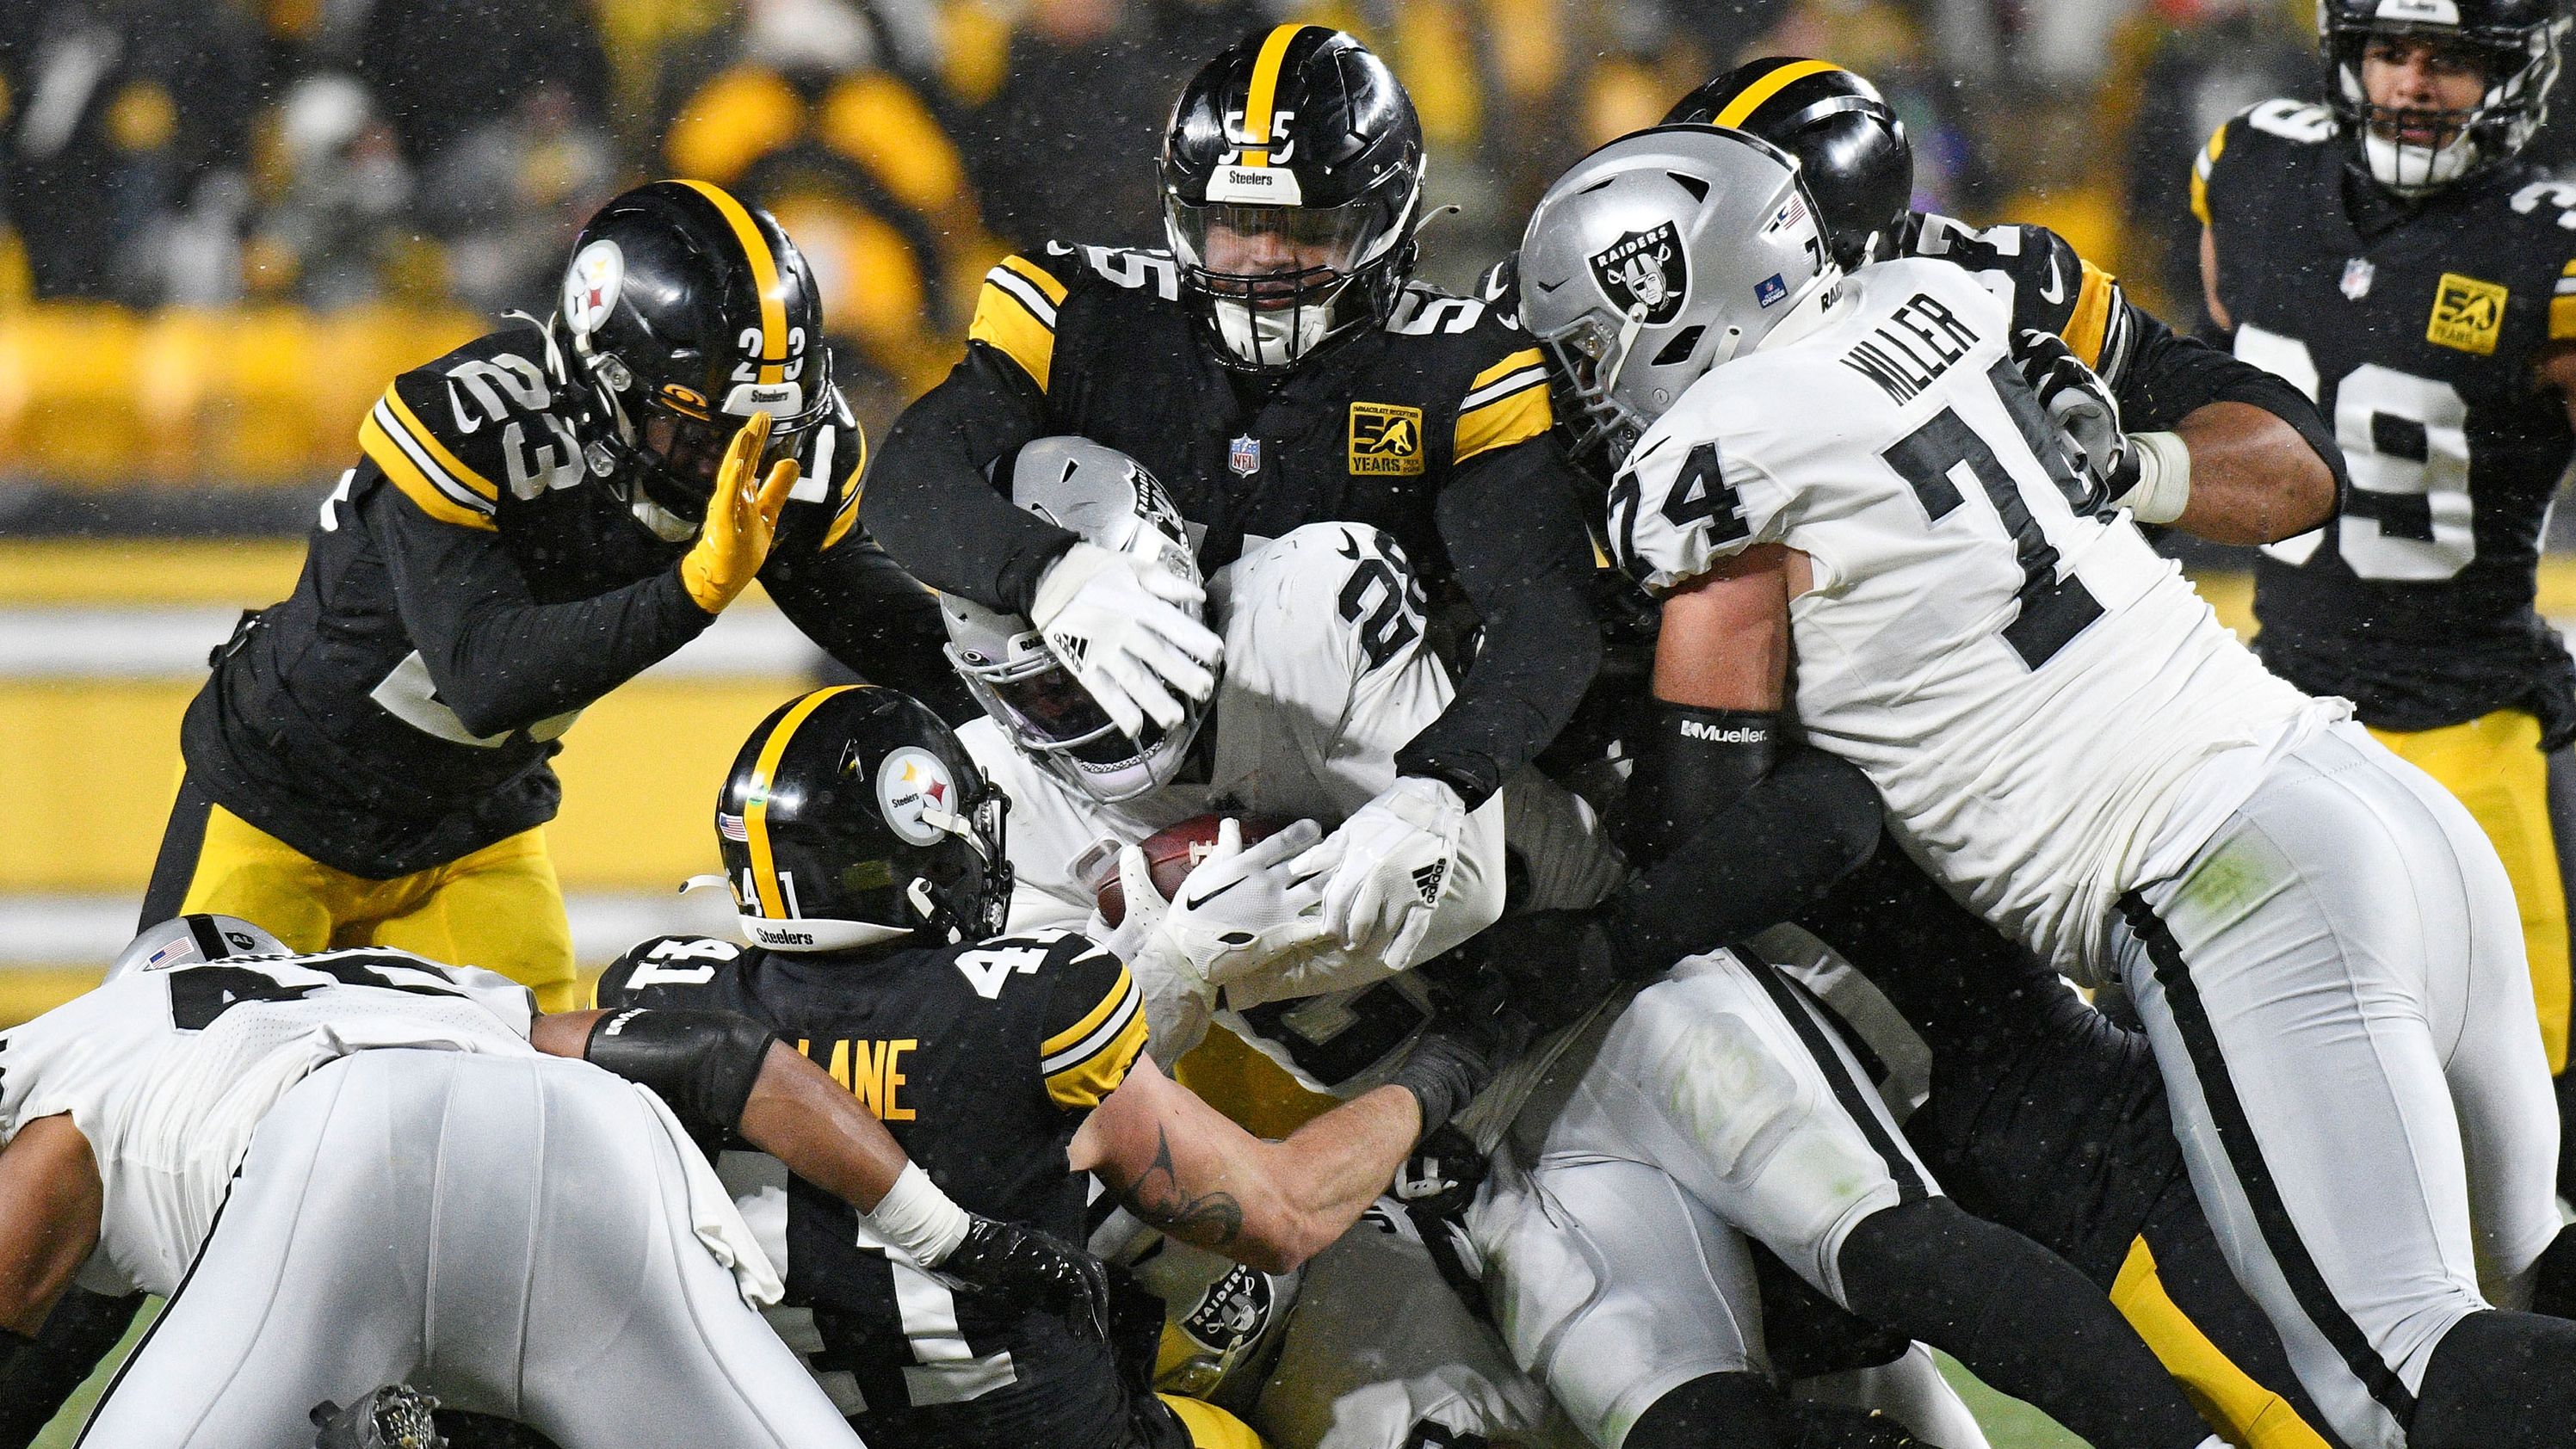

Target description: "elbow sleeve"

left=584, top=1008, right=776, bottom=1131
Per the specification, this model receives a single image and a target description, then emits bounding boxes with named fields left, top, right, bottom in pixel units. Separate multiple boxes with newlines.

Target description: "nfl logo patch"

left=1229, top=435, right=1261, bottom=477
left=2342, top=258, right=2375, bottom=300
left=1756, top=274, right=1788, bottom=308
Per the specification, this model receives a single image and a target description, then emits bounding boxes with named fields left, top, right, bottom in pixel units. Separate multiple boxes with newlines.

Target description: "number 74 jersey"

left=2197, top=98, right=2576, bottom=744
left=1609, top=258, right=2317, bottom=982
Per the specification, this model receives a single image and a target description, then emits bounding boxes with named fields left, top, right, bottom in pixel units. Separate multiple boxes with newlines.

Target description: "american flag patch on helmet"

left=717, top=812, right=749, bottom=842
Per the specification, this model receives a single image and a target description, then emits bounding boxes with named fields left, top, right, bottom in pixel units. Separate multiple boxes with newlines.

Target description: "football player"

left=596, top=683, right=1510, bottom=1449
left=939, top=435, right=1622, bottom=1449
left=1507, top=60, right=2351, bottom=1447
left=2195, top=0, right=2576, bottom=1199
left=1519, top=124, right=2574, bottom=1449
left=941, top=436, right=1624, bottom=1088
left=0, top=916, right=1104, bottom=1447
left=1667, top=57, right=2343, bottom=548
left=862, top=24, right=1605, bottom=968
left=140, top=178, right=957, bottom=1015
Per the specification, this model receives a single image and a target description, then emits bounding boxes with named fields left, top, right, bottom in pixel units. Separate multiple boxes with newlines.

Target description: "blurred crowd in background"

left=0, top=0, right=2491, bottom=506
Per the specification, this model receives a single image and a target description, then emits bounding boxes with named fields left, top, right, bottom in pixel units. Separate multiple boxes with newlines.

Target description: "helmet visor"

left=1170, top=199, right=1390, bottom=301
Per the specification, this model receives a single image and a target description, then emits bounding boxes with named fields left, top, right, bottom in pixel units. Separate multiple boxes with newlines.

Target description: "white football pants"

left=1467, top=952, right=1980, bottom=1449
left=77, top=1049, right=863, bottom=1449
left=2112, top=722, right=2562, bottom=1449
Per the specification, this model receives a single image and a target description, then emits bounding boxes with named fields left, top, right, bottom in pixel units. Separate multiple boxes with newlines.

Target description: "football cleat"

left=311, top=1385, right=448, bottom=1449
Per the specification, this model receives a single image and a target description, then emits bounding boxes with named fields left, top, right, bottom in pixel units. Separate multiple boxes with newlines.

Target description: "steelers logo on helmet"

left=562, top=239, right=624, bottom=336
left=1589, top=222, right=1690, bottom=325
left=876, top=746, right=958, bottom=847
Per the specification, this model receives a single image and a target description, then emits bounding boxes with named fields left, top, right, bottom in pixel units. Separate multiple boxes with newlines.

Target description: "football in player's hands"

left=1095, top=813, right=1297, bottom=928
left=939, top=1214, right=1113, bottom=1341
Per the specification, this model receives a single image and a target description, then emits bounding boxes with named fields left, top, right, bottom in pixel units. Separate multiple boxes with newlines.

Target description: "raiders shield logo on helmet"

left=1589, top=222, right=1689, bottom=325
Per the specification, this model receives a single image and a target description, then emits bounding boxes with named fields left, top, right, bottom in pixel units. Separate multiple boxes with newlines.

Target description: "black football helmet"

left=547, top=179, right=838, bottom=540
left=1162, top=24, right=1426, bottom=373
left=2319, top=0, right=2568, bottom=194
left=716, top=685, right=1011, bottom=953
left=1665, top=58, right=1912, bottom=270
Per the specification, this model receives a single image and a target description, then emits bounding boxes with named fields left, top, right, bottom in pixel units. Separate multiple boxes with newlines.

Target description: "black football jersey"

left=967, top=242, right=1555, bottom=578
left=1893, top=210, right=2144, bottom=396
left=596, top=928, right=1151, bottom=1449
left=177, top=324, right=913, bottom=877
left=2198, top=98, right=2576, bottom=742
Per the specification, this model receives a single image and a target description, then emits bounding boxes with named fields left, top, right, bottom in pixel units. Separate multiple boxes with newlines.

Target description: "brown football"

left=1096, top=813, right=1294, bottom=928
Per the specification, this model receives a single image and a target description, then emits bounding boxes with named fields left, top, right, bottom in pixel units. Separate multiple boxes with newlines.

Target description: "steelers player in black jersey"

left=862, top=24, right=1603, bottom=942
left=597, top=684, right=1505, bottom=1449
left=2195, top=0, right=2576, bottom=1192
left=140, top=180, right=955, bottom=1014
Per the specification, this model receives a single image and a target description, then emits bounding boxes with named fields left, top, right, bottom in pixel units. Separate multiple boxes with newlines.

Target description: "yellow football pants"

left=2369, top=710, right=2572, bottom=1072
left=163, top=789, right=579, bottom=1012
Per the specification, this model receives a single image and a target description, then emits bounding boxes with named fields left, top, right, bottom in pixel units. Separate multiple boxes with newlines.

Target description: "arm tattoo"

left=1109, top=1125, right=1244, bottom=1246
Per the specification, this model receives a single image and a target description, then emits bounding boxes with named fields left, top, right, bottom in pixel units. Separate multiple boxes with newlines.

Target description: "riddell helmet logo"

left=1590, top=222, right=1689, bottom=326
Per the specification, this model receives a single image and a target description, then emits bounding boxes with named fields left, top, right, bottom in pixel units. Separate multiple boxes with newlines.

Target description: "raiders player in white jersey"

left=1516, top=124, right=2576, bottom=1449
left=0, top=917, right=1103, bottom=1449
left=942, top=436, right=1627, bottom=1089
left=941, top=436, right=1620, bottom=1449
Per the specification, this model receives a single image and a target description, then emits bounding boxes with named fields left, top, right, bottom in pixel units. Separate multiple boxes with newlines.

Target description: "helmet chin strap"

left=631, top=495, right=698, bottom=543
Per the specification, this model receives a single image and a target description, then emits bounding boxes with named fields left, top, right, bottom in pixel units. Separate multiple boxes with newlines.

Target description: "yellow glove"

left=679, top=410, right=800, bottom=614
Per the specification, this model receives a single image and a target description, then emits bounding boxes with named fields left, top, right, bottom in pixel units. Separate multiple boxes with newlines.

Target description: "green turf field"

left=28, top=1318, right=2085, bottom=1449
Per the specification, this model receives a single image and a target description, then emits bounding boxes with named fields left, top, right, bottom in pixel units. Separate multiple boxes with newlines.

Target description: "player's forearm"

left=862, top=345, right=1075, bottom=614
left=2161, top=400, right=2338, bottom=545
left=734, top=1040, right=914, bottom=1212
left=0, top=1118, right=102, bottom=1339
left=760, top=535, right=963, bottom=707
left=1402, top=447, right=1603, bottom=805
left=1237, top=1086, right=1420, bottom=1271
left=373, top=490, right=713, bottom=737
left=1612, top=745, right=1882, bottom=967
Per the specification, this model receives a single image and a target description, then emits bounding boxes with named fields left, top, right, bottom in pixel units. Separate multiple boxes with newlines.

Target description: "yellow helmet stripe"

left=1240, top=23, right=1312, bottom=169
left=1711, top=59, right=1844, bottom=130
left=744, top=686, right=859, bottom=920
left=676, top=178, right=791, bottom=386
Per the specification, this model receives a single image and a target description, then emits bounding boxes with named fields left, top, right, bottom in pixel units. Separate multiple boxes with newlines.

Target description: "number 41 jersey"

left=2197, top=98, right=2576, bottom=743
left=1609, top=259, right=2317, bottom=983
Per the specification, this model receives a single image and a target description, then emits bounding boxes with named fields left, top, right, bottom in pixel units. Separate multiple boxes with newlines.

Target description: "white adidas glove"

left=1291, top=778, right=1466, bottom=957
left=1029, top=541, right=1222, bottom=739
left=1165, top=818, right=1331, bottom=986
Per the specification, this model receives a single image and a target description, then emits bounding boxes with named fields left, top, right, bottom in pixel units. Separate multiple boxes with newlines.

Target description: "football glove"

left=939, top=1213, right=1113, bottom=1342
left=679, top=411, right=800, bottom=614
left=2013, top=330, right=2128, bottom=513
left=1029, top=541, right=1222, bottom=739
left=1164, top=817, right=1331, bottom=986
left=1085, top=842, right=1213, bottom=1055
left=1393, top=1123, right=1489, bottom=1220
left=1292, top=777, right=1467, bottom=956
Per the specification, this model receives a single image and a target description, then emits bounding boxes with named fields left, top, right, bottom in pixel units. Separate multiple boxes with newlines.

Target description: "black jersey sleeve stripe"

left=1041, top=955, right=1147, bottom=1110
left=2117, top=891, right=2418, bottom=1428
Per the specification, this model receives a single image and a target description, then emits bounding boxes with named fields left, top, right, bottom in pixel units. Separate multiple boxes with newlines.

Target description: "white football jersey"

left=0, top=950, right=536, bottom=1296
left=1611, top=259, right=2326, bottom=980
left=970, top=522, right=1622, bottom=1089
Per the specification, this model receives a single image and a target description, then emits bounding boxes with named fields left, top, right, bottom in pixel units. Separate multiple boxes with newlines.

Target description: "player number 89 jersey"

left=1609, top=260, right=2314, bottom=982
